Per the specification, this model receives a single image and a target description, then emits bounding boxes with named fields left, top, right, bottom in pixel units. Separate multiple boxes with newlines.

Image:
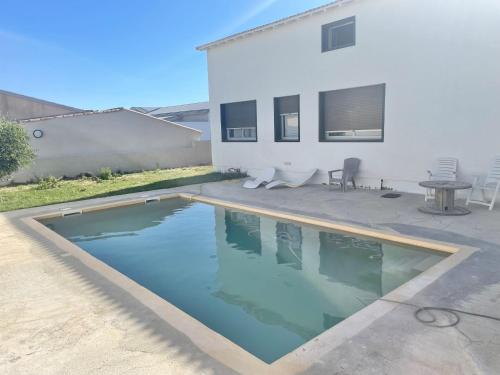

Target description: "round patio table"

left=418, top=180, right=472, bottom=216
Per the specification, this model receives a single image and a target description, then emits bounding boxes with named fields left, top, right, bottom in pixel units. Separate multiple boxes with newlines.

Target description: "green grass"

left=0, top=166, right=242, bottom=212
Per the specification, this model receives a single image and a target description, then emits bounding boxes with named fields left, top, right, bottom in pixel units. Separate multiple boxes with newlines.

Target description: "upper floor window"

left=220, top=100, right=257, bottom=142
left=319, top=84, right=385, bottom=142
left=274, top=95, right=300, bottom=142
left=322, top=16, right=356, bottom=52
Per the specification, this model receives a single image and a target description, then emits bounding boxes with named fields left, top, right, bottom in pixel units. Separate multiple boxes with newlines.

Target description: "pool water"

left=41, top=198, right=447, bottom=363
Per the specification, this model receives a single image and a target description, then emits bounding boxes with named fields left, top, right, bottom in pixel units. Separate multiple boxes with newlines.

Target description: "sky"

left=0, top=0, right=332, bottom=110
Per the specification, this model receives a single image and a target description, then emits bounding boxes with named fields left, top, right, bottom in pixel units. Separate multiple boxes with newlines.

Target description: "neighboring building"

left=13, top=108, right=210, bottom=182
left=197, top=0, right=500, bottom=193
left=131, top=102, right=211, bottom=140
left=0, top=89, right=81, bottom=121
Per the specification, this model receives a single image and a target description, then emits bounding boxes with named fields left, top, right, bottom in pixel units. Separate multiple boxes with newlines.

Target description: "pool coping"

left=22, top=192, right=477, bottom=375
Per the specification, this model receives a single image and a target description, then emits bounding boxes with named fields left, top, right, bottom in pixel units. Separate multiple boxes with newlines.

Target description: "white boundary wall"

left=12, top=109, right=211, bottom=182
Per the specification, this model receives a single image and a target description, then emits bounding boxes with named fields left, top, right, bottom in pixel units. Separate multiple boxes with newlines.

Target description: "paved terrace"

left=1, top=179, right=499, bottom=374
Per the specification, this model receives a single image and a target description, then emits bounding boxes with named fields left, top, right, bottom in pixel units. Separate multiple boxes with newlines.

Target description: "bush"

left=36, top=176, right=61, bottom=190
left=99, top=167, right=113, bottom=180
left=0, top=118, right=35, bottom=180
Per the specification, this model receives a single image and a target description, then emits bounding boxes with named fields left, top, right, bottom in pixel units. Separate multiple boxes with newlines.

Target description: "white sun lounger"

left=265, top=169, right=317, bottom=189
left=243, top=167, right=276, bottom=189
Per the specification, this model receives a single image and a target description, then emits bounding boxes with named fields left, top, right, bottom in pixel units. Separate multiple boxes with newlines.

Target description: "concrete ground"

left=1, top=179, right=500, bottom=374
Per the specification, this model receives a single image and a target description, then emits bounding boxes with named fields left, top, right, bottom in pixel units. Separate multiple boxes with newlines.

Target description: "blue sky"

left=0, top=0, right=331, bottom=110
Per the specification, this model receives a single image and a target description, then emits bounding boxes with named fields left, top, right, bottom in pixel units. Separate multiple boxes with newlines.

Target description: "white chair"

left=243, top=168, right=276, bottom=189
left=466, top=156, right=500, bottom=211
left=265, top=169, right=317, bottom=189
left=425, top=157, right=458, bottom=201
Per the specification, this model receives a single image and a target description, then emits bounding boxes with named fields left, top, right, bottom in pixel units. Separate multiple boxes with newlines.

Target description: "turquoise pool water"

left=41, top=198, right=447, bottom=363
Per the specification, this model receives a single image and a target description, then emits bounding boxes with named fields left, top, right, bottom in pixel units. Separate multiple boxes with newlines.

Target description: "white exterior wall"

left=13, top=110, right=211, bottom=182
left=206, top=0, right=500, bottom=194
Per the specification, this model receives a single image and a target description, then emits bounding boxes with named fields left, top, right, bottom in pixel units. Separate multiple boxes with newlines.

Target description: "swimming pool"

left=40, top=197, right=448, bottom=363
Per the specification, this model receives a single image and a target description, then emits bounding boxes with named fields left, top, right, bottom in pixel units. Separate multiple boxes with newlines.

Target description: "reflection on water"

left=276, top=222, right=302, bottom=270
left=319, top=232, right=383, bottom=296
left=41, top=199, right=447, bottom=363
left=45, top=198, right=192, bottom=242
left=224, top=211, right=261, bottom=255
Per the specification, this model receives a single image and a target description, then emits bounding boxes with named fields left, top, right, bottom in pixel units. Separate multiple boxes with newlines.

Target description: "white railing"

left=325, top=129, right=382, bottom=140
left=227, top=127, right=257, bottom=141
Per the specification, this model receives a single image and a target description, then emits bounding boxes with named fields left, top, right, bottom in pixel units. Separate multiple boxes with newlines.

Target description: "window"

left=319, top=84, right=385, bottom=142
left=274, top=95, right=300, bottom=142
left=220, top=100, right=257, bottom=142
left=322, top=16, right=355, bottom=52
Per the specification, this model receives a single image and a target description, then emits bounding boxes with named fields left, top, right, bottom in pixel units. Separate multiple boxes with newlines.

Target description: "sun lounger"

left=243, top=167, right=276, bottom=189
left=265, top=169, right=317, bottom=189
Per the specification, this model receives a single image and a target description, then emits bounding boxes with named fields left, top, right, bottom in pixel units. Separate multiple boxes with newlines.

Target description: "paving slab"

left=1, top=180, right=499, bottom=374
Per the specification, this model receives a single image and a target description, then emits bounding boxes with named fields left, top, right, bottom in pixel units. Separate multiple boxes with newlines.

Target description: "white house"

left=13, top=108, right=211, bottom=182
left=131, top=102, right=211, bottom=140
left=197, top=0, right=500, bottom=193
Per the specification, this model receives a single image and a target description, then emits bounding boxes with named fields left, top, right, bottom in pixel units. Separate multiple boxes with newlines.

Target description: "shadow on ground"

left=12, top=217, right=238, bottom=374
left=89, top=173, right=239, bottom=199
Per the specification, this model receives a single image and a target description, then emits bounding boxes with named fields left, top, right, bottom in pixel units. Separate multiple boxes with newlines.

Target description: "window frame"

left=220, top=100, right=258, bottom=143
left=321, top=16, right=356, bottom=53
left=274, top=95, right=301, bottom=143
left=318, top=83, right=386, bottom=143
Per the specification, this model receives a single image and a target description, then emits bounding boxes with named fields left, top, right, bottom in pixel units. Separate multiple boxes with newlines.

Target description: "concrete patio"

left=1, top=179, right=499, bottom=374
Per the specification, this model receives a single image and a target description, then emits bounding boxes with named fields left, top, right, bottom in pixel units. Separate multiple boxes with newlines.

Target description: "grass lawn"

left=0, top=166, right=242, bottom=212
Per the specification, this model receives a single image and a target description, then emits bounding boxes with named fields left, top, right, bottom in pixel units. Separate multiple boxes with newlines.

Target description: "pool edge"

left=25, top=192, right=475, bottom=374
left=179, top=193, right=459, bottom=254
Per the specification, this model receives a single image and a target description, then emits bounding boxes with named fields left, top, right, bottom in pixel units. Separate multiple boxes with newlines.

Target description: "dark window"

left=220, top=100, right=257, bottom=142
left=319, top=84, right=385, bottom=142
left=322, top=16, right=355, bottom=52
left=274, top=95, right=300, bottom=142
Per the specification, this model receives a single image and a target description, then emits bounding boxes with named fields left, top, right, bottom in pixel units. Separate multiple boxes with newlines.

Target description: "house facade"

left=198, top=0, right=500, bottom=193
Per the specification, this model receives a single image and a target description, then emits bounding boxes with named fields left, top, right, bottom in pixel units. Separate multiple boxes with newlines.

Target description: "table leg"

left=435, top=188, right=455, bottom=212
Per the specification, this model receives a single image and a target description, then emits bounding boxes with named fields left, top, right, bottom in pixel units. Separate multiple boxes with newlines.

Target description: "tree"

left=0, top=117, right=35, bottom=180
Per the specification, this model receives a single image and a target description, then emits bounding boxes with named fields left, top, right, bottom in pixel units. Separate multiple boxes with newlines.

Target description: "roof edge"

left=0, top=89, right=82, bottom=112
left=196, top=0, right=352, bottom=51
left=19, top=107, right=203, bottom=134
left=125, top=108, right=203, bottom=134
left=19, top=108, right=123, bottom=123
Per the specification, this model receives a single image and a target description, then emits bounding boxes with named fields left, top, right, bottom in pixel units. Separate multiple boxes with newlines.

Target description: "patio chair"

left=265, top=169, right=317, bottom=189
left=466, top=156, right=500, bottom=211
left=243, top=167, right=276, bottom=189
left=425, top=157, right=458, bottom=202
left=328, top=158, right=361, bottom=192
